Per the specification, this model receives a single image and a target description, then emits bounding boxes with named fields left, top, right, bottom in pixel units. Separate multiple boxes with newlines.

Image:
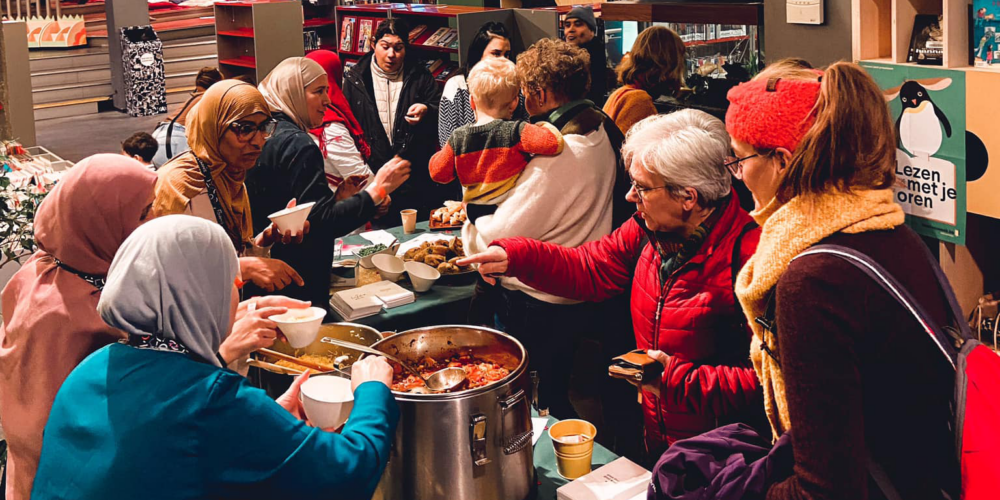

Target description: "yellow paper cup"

left=548, top=419, right=597, bottom=480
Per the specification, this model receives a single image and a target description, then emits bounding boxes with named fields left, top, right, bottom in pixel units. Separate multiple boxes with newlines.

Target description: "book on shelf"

left=304, top=31, right=319, bottom=52
left=425, top=58, right=444, bottom=73
left=340, top=17, right=357, bottom=52
left=345, top=60, right=358, bottom=71
left=908, top=14, right=944, bottom=65
left=424, top=27, right=451, bottom=46
left=974, top=0, right=1000, bottom=67
left=409, top=24, right=428, bottom=43
left=435, top=63, right=458, bottom=82
left=357, top=18, right=374, bottom=53
left=437, top=29, right=458, bottom=48
left=448, top=37, right=459, bottom=50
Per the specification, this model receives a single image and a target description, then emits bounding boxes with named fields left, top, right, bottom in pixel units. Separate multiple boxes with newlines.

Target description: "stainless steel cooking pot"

left=369, top=325, right=534, bottom=500
left=250, top=322, right=383, bottom=398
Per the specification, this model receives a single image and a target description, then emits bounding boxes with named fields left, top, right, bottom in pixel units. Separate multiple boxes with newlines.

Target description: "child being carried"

left=429, top=57, right=564, bottom=220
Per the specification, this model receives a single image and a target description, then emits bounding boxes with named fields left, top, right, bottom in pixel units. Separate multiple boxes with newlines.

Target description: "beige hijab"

left=154, top=80, right=269, bottom=250
left=258, top=57, right=327, bottom=131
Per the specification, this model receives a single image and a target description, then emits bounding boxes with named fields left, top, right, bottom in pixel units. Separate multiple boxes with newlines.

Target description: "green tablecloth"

left=333, top=222, right=476, bottom=332
left=533, top=412, right=619, bottom=500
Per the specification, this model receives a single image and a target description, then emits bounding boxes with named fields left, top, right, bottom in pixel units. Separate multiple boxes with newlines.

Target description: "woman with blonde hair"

left=603, top=26, right=685, bottom=134
left=725, top=60, right=960, bottom=498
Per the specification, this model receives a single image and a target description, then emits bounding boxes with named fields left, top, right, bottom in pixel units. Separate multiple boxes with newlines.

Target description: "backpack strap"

left=792, top=243, right=966, bottom=499
left=164, top=92, right=200, bottom=159
left=794, top=244, right=962, bottom=368
left=731, top=221, right=758, bottom=319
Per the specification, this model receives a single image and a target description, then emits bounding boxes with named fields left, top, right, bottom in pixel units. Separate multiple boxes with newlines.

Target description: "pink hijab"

left=0, top=154, right=157, bottom=500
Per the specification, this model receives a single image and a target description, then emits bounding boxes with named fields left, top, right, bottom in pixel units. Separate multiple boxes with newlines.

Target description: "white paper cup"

left=404, top=261, right=440, bottom=292
left=268, top=201, right=316, bottom=234
left=372, top=254, right=405, bottom=282
left=401, top=209, right=417, bottom=234
left=270, top=307, right=326, bottom=349
left=300, top=375, right=354, bottom=429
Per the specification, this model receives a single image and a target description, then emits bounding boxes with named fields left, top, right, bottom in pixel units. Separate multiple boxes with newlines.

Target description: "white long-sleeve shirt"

left=321, top=121, right=375, bottom=190
left=463, top=124, right=617, bottom=304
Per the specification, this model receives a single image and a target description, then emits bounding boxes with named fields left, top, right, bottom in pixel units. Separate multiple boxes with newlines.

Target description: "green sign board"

left=860, top=62, right=967, bottom=245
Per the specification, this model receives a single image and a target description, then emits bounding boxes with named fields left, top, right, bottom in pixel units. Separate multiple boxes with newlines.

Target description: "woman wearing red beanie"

left=728, top=60, right=959, bottom=499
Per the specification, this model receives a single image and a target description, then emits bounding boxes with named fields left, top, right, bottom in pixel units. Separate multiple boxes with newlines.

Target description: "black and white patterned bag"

left=120, top=25, right=168, bottom=117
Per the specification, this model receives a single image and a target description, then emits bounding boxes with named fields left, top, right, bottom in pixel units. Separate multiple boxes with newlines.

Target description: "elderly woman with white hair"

left=461, top=109, right=764, bottom=457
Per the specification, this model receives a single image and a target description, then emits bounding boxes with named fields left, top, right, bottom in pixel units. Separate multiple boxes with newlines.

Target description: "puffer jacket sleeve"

left=493, top=218, right=645, bottom=303
left=659, top=226, right=762, bottom=417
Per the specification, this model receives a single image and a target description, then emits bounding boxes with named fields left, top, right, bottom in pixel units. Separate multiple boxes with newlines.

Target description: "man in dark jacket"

left=563, top=6, right=608, bottom=107
left=343, top=18, right=448, bottom=227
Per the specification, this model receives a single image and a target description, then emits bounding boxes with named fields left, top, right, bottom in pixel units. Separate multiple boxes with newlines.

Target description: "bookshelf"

left=334, top=4, right=558, bottom=83
left=601, top=2, right=764, bottom=79
left=304, top=2, right=345, bottom=54
left=850, top=0, right=1000, bottom=317
left=215, top=1, right=305, bottom=84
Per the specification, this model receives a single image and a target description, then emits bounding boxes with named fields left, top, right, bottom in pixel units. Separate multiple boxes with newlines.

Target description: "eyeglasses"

left=724, top=154, right=759, bottom=177
left=627, top=174, right=671, bottom=202
left=229, top=119, right=277, bottom=142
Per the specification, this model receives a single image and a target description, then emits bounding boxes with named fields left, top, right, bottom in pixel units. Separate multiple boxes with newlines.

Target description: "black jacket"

left=343, top=52, right=450, bottom=225
left=581, top=38, right=609, bottom=107
left=246, top=113, right=377, bottom=308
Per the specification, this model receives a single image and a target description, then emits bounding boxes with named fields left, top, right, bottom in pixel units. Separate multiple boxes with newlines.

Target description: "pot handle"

left=499, top=389, right=532, bottom=455
left=470, top=413, right=491, bottom=467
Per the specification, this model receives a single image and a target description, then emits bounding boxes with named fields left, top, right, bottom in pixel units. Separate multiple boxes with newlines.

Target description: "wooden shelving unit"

left=215, top=1, right=304, bottom=84
left=851, top=0, right=1000, bottom=315
left=333, top=3, right=559, bottom=78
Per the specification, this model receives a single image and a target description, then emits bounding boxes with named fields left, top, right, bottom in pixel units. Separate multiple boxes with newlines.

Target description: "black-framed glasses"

left=724, top=154, right=758, bottom=176
left=229, top=118, right=277, bottom=142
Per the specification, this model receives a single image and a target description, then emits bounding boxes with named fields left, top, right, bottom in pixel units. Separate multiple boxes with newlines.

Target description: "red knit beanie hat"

left=725, top=74, right=822, bottom=153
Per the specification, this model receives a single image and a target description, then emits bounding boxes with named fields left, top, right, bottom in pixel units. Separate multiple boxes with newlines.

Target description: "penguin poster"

left=861, top=62, right=967, bottom=244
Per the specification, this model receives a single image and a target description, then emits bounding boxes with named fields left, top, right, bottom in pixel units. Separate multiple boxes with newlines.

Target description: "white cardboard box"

left=556, top=457, right=651, bottom=500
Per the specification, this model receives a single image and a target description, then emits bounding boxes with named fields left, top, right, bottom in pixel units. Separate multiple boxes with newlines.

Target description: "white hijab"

left=97, top=215, right=240, bottom=367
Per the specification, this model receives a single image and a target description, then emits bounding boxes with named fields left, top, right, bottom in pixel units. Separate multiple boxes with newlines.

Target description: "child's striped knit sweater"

left=429, top=119, right=563, bottom=204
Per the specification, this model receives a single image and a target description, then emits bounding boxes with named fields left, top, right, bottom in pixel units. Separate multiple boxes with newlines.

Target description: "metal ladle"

left=319, top=337, right=468, bottom=392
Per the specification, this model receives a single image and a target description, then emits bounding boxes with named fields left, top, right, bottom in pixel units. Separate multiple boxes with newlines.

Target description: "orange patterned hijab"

left=154, top=80, right=269, bottom=248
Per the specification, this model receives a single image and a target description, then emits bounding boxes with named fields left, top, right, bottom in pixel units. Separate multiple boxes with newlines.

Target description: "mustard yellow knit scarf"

left=735, top=189, right=905, bottom=440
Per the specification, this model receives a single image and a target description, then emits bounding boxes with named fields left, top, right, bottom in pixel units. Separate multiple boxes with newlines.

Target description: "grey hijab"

left=97, top=215, right=240, bottom=367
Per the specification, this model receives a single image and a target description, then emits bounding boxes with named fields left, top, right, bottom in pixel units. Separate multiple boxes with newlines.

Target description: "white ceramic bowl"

left=404, top=261, right=441, bottom=292
left=300, top=375, right=354, bottom=429
left=372, top=254, right=405, bottom=282
left=270, top=306, right=326, bottom=349
left=358, top=244, right=398, bottom=269
left=267, top=201, right=316, bottom=234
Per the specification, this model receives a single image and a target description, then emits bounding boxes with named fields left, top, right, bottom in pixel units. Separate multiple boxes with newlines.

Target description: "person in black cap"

left=564, top=6, right=608, bottom=106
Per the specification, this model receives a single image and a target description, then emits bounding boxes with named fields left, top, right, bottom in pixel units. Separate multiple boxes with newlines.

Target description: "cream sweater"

left=464, top=124, right=617, bottom=304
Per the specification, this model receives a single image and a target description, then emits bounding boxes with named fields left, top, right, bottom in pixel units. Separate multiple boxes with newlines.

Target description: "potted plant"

left=0, top=172, right=54, bottom=271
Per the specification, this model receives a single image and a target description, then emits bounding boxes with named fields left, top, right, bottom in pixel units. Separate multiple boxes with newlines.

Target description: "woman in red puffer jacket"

left=461, top=110, right=764, bottom=456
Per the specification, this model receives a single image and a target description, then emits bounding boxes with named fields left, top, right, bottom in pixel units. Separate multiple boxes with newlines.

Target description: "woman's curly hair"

left=515, top=38, right=590, bottom=101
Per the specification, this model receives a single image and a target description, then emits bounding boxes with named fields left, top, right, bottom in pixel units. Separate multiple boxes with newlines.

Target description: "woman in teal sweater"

left=30, top=215, right=399, bottom=500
